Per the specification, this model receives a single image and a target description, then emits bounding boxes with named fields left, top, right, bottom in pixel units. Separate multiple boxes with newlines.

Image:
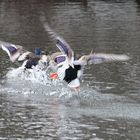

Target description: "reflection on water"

left=0, top=0, right=140, bottom=139
left=0, top=89, right=140, bottom=139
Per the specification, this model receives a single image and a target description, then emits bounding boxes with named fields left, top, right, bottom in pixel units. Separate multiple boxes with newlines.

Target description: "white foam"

left=6, top=65, right=51, bottom=85
left=1, top=65, right=73, bottom=98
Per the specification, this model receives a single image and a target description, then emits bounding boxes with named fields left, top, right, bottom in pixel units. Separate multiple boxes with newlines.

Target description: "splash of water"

left=1, top=66, right=140, bottom=120
left=6, top=65, right=50, bottom=84
left=1, top=65, right=75, bottom=97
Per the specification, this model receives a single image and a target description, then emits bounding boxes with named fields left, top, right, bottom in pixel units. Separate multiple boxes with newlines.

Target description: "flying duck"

left=0, top=41, right=49, bottom=69
left=43, top=23, right=130, bottom=92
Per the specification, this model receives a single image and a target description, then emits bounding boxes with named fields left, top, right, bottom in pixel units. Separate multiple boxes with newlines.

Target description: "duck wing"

left=0, top=41, right=34, bottom=62
left=42, top=23, right=74, bottom=64
left=74, top=53, right=130, bottom=65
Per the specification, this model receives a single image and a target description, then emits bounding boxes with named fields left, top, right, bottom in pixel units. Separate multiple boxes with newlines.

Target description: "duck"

left=0, top=41, right=49, bottom=69
left=42, top=23, right=130, bottom=92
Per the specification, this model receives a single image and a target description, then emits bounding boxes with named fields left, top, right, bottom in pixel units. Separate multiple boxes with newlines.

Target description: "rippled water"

left=0, top=0, right=140, bottom=139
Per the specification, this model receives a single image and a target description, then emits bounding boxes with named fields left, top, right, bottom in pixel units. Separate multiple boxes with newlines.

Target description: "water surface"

left=0, top=0, right=140, bottom=139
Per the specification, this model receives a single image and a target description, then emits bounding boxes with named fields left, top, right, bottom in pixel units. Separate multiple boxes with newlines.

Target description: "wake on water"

left=0, top=65, right=90, bottom=97
left=0, top=64, right=105, bottom=103
left=0, top=64, right=130, bottom=102
left=1, top=66, right=140, bottom=120
left=1, top=66, right=67, bottom=96
left=0, top=64, right=126, bottom=99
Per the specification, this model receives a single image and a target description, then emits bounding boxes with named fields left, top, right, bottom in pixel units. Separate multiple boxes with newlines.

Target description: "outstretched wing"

left=0, top=41, right=33, bottom=62
left=42, top=23, right=74, bottom=62
left=74, top=53, right=130, bottom=65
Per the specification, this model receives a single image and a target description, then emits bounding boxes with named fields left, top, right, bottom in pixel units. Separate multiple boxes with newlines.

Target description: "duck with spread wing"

left=0, top=41, right=49, bottom=69
left=43, top=23, right=130, bottom=92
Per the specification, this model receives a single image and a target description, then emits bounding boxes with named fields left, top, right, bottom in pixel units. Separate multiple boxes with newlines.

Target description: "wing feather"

left=42, top=23, right=74, bottom=61
left=89, top=53, right=130, bottom=64
left=0, top=41, right=33, bottom=62
left=74, top=53, right=130, bottom=65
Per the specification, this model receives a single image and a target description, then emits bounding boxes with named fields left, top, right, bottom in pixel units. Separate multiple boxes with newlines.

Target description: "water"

left=0, top=0, right=140, bottom=139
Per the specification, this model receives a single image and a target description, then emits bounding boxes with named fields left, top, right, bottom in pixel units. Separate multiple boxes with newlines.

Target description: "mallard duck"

left=0, top=41, right=49, bottom=69
left=43, top=23, right=130, bottom=92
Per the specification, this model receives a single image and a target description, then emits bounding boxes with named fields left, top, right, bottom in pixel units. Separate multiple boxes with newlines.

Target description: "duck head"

left=34, top=48, right=41, bottom=56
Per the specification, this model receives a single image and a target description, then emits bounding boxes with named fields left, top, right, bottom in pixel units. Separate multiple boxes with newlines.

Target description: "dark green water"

left=0, top=0, right=140, bottom=139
